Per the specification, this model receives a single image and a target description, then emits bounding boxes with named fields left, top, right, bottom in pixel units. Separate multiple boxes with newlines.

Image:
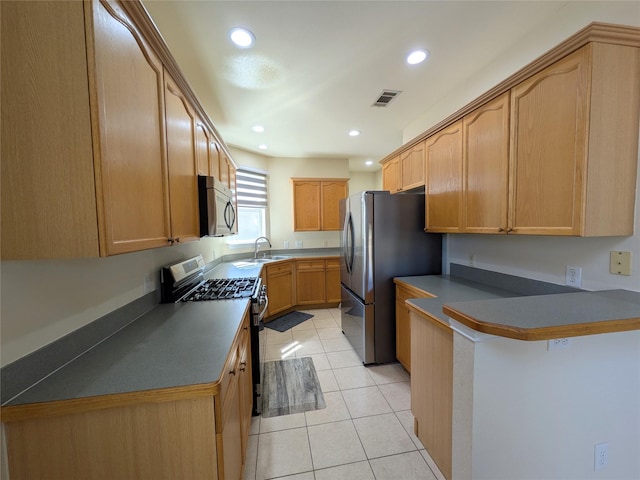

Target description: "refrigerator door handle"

left=344, top=212, right=355, bottom=274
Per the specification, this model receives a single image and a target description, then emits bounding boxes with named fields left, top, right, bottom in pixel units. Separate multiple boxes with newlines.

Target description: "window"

left=228, top=168, right=268, bottom=246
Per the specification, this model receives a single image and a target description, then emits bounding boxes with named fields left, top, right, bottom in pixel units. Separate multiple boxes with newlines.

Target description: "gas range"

left=160, top=255, right=261, bottom=303
left=183, top=277, right=258, bottom=301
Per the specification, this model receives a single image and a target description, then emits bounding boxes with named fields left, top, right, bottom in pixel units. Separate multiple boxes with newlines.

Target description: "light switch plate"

left=610, top=251, right=632, bottom=275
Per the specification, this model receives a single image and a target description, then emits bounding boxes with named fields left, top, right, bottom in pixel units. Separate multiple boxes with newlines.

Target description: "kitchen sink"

left=233, top=255, right=290, bottom=268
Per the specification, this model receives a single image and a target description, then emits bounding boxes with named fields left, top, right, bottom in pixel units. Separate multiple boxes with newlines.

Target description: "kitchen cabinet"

left=394, top=281, right=434, bottom=372
left=325, top=258, right=341, bottom=303
left=164, top=72, right=200, bottom=244
left=509, top=43, right=640, bottom=236
left=410, top=309, right=453, bottom=480
left=462, top=92, right=510, bottom=233
left=425, top=121, right=463, bottom=233
left=382, top=156, right=400, bottom=192
left=3, top=308, right=253, bottom=479
left=1, top=0, right=240, bottom=260
left=400, top=142, right=426, bottom=191
left=381, top=143, right=425, bottom=194
left=296, top=260, right=327, bottom=305
left=1, top=0, right=174, bottom=258
left=264, top=260, right=295, bottom=318
left=196, top=120, right=211, bottom=176
left=210, top=141, right=222, bottom=181
left=217, top=311, right=252, bottom=480
left=292, top=179, right=348, bottom=231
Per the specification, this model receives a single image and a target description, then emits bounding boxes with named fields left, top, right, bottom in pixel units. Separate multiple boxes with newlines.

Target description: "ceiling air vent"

left=372, top=90, right=401, bottom=107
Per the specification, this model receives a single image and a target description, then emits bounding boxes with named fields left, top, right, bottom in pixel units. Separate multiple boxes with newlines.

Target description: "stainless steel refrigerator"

left=340, top=191, right=442, bottom=364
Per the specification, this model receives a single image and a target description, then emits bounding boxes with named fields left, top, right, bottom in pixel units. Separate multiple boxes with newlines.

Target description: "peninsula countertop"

left=396, top=272, right=640, bottom=341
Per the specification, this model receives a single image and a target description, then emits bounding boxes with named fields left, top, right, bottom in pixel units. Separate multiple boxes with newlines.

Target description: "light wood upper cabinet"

left=425, top=121, right=463, bottom=233
left=1, top=0, right=174, bottom=259
left=509, top=43, right=639, bottom=236
left=381, top=145, right=425, bottom=194
left=2, top=0, right=242, bottom=259
left=382, top=156, right=401, bottom=193
left=292, top=179, right=348, bottom=231
left=400, top=143, right=426, bottom=191
left=462, top=92, right=510, bottom=233
left=195, top=120, right=210, bottom=176
left=164, top=72, right=200, bottom=244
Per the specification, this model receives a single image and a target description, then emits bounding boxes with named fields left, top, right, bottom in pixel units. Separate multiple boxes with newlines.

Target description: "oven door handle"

left=258, top=294, right=269, bottom=320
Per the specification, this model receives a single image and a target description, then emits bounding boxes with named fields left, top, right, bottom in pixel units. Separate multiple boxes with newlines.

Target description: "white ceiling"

left=142, top=1, right=577, bottom=171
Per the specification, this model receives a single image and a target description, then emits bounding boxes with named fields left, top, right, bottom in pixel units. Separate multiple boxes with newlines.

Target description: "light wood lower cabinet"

left=410, top=309, right=453, bottom=480
left=263, top=257, right=340, bottom=321
left=263, top=261, right=295, bottom=318
left=394, top=281, right=434, bottom=372
left=3, top=311, right=253, bottom=480
left=296, top=260, right=327, bottom=305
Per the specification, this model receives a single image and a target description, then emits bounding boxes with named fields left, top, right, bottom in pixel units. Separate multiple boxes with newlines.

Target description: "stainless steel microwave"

left=198, top=176, right=237, bottom=237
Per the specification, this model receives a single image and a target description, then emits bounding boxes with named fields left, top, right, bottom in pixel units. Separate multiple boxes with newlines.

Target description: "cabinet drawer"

left=296, top=260, right=325, bottom=270
left=265, top=261, right=293, bottom=276
left=325, top=258, right=340, bottom=269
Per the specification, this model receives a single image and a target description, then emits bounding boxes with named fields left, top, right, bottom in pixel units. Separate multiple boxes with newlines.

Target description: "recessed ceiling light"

left=406, top=49, right=429, bottom=65
left=229, top=27, right=255, bottom=48
left=348, top=130, right=361, bottom=137
left=365, top=160, right=373, bottom=166
left=252, top=125, right=265, bottom=133
left=258, top=144, right=268, bottom=150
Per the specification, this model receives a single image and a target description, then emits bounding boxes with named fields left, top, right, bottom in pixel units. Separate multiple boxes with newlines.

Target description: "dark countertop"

left=5, top=300, right=250, bottom=407
left=396, top=273, right=640, bottom=340
left=2, top=249, right=341, bottom=412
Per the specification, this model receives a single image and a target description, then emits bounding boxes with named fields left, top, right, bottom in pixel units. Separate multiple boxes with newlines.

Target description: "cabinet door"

left=321, top=181, right=347, bottom=231
left=238, top=318, right=253, bottom=458
left=401, top=143, right=426, bottom=191
left=164, top=72, right=200, bottom=244
left=195, top=120, right=210, bottom=176
left=220, top=356, right=242, bottom=480
left=293, top=181, right=321, bottom=231
left=296, top=260, right=326, bottom=305
left=425, top=121, right=463, bottom=232
left=411, top=311, right=453, bottom=480
left=396, top=299, right=411, bottom=372
left=325, top=259, right=341, bottom=303
left=92, top=0, right=172, bottom=255
left=509, top=47, right=589, bottom=235
left=1, top=1, right=99, bottom=259
left=382, top=157, right=401, bottom=193
left=210, top=141, right=221, bottom=179
left=219, top=151, right=231, bottom=188
left=463, top=92, right=510, bottom=234
left=265, top=262, right=294, bottom=317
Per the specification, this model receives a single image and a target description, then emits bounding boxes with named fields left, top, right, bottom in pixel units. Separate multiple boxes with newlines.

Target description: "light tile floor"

left=244, top=308, right=446, bottom=480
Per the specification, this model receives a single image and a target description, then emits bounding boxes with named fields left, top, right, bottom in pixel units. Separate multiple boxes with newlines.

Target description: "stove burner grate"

left=185, top=277, right=258, bottom=301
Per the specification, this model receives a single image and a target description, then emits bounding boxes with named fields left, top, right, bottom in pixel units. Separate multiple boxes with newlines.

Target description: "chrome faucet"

left=254, top=236, right=271, bottom=258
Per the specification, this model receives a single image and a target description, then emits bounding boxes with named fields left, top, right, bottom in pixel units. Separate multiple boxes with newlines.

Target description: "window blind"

left=236, top=169, right=268, bottom=208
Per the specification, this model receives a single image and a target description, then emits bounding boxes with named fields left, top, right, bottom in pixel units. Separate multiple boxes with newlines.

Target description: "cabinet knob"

left=229, top=368, right=236, bottom=376
left=507, top=228, right=514, bottom=233
left=168, top=238, right=174, bottom=244
left=240, top=361, right=247, bottom=372
left=175, top=237, right=180, bottom=243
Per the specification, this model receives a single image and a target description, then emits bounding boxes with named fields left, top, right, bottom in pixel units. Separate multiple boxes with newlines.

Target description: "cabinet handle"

left=229, top=368, right=236, bottom=376
left=240, top=361, right=247, bottom=372
left=175, top=237, right=180, bottom=243
left=507, top=228, right=514, bottom=233
left=168, top=237, right=174, bottom=244
left=498, top=228, right=505, bottom=232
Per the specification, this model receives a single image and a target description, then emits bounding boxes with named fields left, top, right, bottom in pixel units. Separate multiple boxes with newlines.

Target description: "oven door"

left=251, top=285, right=268, bottom=415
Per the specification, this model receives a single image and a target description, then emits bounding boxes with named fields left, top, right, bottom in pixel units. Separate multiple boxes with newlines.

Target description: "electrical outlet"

left=547, top=338, right=572, bottom=350
left=295, top=240, right=303, bottom=248
left=565, top=266, right=582, bottom=288
left=594, top=442, right=608, bottom=471
left=283, top=240, right=289, bottom=249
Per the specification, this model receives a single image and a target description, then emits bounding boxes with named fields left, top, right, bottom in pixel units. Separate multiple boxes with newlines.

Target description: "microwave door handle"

left=229, top=202, right=236, bottom=229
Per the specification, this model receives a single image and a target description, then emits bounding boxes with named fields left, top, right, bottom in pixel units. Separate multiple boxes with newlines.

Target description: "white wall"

left=457, top=331, right=640, bottom=479
left=403, top=3, right=640, bottom=293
